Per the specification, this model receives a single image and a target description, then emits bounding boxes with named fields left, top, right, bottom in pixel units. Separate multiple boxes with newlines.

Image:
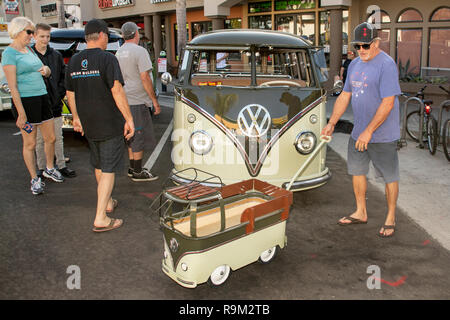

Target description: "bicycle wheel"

left=406, top=110, right=427, bottom=143
left=443, top=119, right=450, bottom=161
left=426, top=116, right=438, bottom=155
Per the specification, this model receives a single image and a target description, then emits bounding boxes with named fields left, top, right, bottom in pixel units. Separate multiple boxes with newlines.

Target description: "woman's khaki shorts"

left=347, top=137, right=399, bottom=183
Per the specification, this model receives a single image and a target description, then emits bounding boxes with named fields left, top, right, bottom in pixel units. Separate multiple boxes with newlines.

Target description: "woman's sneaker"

left=43, top=167, right=64, bottom=182
left=31, top=177, right=44, bottom=195
left=131, top=168, right=159, bottom=182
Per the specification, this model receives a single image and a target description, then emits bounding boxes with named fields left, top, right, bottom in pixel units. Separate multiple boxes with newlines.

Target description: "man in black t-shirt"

left=65, top=19, right=134, bottom=233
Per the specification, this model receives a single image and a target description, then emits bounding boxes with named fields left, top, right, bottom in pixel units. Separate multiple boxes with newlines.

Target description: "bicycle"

left=404, top=85, right=438, bottom=155
left=437, top=85, right=450, bottom=161
left=443, top=117, right=450, bottom=161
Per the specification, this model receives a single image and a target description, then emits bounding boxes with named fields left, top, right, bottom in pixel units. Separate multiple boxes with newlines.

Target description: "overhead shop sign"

left=4, top=0, right=20, bottom=15
left=98, top=0, right=134, bottom=9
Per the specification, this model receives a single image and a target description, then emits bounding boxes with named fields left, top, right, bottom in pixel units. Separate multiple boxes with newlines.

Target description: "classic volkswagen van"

left=164, top=29, right=332, bottom=191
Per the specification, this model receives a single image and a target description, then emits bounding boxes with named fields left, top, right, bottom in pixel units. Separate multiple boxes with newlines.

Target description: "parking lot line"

left=144, top=119, right=173, bottom=171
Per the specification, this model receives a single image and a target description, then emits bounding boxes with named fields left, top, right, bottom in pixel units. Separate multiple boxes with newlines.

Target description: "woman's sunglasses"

left=24, top=29, right=34, bottom=35
left=353, top=43, right=372, bottom=50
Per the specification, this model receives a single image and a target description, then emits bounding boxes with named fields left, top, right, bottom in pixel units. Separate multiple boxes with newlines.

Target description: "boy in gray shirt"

left=116, top=22, right=161, bottom=181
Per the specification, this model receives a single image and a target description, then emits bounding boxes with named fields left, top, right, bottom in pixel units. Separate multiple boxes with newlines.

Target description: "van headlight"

left=294, top=132, right=317, bottom=154
left=189, top=130, right=213, bottom=155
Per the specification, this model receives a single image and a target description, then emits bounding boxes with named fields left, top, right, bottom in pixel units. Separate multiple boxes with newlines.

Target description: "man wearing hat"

left=115, top=21, right=161, bottom=182
left=322, top=22, right=401, bottom=238
left=65, top=19, right=135, bottom=232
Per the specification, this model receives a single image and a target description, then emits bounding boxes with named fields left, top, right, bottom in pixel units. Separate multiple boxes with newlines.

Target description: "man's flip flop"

left=378, top=225, right=395, bottom=238
left=106, top=199, right=118, bottom=214
left=92, top=218, right=123, bottom=233
left=338, top=216, right=368, bottom=226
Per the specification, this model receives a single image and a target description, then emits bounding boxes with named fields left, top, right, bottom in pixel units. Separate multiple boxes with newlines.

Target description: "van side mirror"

left=161, top=72, right=173, bottom=85
left=333, top=79, right=343, bottom=92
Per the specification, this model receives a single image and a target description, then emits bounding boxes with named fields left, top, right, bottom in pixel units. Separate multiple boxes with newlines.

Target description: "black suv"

left=50, top=28, right=123, bottom=64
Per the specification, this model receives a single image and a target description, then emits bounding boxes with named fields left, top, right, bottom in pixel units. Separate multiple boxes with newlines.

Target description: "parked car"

left=0, top=23, right=12, bottom=113
left=49, top=28, right=124, bottom=129
left=162, top=29, right=335, bottom=191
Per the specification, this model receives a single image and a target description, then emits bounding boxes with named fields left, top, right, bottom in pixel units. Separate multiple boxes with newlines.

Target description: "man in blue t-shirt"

left=322, top=22, right=401, bottom=238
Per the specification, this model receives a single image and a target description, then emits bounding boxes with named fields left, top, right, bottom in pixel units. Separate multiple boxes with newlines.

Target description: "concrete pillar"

left=211, top=16, right=226, bottom=30
left=144, top=15, right=152, bottom=43
left=153, top=14, right=162, bottom=61
left=329, top=8, right=343, bottom=89
left=164, top=15, right=173, bottom=72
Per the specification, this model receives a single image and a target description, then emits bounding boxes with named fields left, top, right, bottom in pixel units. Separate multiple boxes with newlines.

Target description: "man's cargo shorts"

left=347, top=137, right=399, bottom=183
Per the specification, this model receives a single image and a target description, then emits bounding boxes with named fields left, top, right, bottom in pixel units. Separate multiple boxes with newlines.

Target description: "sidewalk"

left=326, top=96, right=450, bottom=251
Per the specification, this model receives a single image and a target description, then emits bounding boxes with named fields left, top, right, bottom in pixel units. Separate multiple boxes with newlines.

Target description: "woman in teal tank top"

left=1, top=17, right=63, bottom=195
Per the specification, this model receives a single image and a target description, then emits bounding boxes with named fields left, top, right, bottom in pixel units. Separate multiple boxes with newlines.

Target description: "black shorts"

left=12, top=94, right=53, bottom=125
left=87, top=135, right=125, bottom=173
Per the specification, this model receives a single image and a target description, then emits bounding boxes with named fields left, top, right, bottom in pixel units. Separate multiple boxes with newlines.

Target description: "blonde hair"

left=8, top=17, right=35, bottom=39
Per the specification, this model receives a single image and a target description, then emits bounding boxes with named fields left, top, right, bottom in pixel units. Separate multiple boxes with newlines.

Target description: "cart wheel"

left=258, top=246, right=277, bottom=264
left=207, top=265, right=231, bottom=287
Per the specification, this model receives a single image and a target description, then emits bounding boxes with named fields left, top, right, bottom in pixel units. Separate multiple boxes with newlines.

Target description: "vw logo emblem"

left=169, top=238, right=179, bottom=252
left=237, top=104, right=271, bottom=138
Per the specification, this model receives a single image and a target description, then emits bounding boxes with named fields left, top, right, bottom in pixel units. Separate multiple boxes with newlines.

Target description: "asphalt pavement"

left=1, top=100, right=450, bottom=299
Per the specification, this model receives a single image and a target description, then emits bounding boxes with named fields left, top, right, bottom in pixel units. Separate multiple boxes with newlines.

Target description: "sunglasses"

left=353, top=42, right=372, bottom=50
left=24, top=29, right=34, bottom=35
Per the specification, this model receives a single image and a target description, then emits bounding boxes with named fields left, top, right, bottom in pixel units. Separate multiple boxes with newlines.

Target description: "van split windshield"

left=189, top=48, right=316, bottom=88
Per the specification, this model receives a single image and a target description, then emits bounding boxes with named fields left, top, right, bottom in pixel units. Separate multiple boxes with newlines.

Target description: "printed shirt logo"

left=81, top=59, right=88, bottom=70
left=350, top=71, right=369, bottom=98
left=237, top=104, right=271, bottom=138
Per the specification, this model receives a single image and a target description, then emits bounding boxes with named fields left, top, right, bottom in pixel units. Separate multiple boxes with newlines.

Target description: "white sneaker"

left=43, top=167, right=64, bottom=182
left=31, top=177, right=44, bottom=195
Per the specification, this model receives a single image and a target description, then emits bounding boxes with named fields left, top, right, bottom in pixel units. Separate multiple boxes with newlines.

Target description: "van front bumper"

left=281, top=169, right=332, bottom=191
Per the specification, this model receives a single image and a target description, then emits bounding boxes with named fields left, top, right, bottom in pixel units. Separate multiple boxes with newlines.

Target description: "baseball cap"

left=85, top=19, right=109, bottom=37
left=121, top=22, right=140, bottom=40
left=351, top=22, right=378, bottom=44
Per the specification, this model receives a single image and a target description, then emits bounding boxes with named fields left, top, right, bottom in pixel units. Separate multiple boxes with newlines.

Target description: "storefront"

left=168, top=5, right=244, bottom=66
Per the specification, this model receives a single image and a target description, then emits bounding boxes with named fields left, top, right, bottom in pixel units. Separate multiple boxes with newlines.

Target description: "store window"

left=398, top=8, right=423, bottom=22
left=249, top=15, right=272, bottom=30
left=275, top=13, right=315, bottom=42
left=430, top=7, right=450, bottom=21
left=428, top=28, right=450, bottom=68
left=248, top=1, right=272, bottom=13
left=319, top=10, right=348, bottom=48
left=274, top=0, right=315, bottom=11
left=378, top=29, right=390, bottom=55
left=397, top=29, right=422, bottom=76
left=192, top=21, right=212, bottom=39
left=225, top=18, right=242, bottom=29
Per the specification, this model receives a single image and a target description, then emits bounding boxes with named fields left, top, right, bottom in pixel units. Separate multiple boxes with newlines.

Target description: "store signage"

left=41, top=4, right=57, bottom=17
left=4, top=0, right=20, bottom=15
left=151, top=0, right=172, bottom=3
left=98, top=0, right=134, bottom=9
left=275, top=0, right=315, bottom=11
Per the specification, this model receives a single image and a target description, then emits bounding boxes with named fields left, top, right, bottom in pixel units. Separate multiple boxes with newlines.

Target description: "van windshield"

left=189, top=48, right=316, bottom=88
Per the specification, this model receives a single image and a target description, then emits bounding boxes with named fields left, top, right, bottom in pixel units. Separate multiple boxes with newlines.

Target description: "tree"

left=175, top=0, right=186, bottom=59
left=57, top=0, right=65, bottom=28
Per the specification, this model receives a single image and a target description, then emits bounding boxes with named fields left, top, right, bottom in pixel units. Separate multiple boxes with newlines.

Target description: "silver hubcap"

left=260, top=246, right=276, bottom=262
left=210, top=265, right=230, bottom=285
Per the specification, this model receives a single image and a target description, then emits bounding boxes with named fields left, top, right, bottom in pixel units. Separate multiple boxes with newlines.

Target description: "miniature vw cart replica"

left=152, top=170, right=293, bottom=288
left=164, top=29, right=332, bottom=191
